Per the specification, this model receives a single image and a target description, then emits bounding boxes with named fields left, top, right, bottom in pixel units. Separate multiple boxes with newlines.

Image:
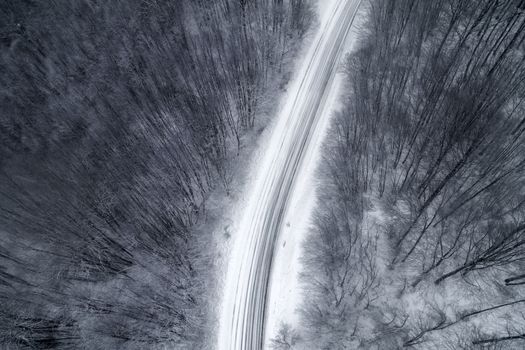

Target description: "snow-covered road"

left=218, top=1, right=361, bottom=349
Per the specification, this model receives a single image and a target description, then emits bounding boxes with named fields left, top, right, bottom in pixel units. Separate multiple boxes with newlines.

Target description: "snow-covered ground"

left=215, top=0, right=363, bottom=349
left=264, top=2, right=365, bottom=346
left=197, top=28, right=313, bottom=350
left=263, top=52, right=342, bottom=346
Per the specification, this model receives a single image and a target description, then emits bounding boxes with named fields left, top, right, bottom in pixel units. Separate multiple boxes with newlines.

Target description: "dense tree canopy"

left=0, top=0, right=314, bottom=348
left=301, top=0, right=525, bottom=348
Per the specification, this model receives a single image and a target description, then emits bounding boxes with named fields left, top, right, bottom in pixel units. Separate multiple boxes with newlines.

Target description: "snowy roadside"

left=263, top=62, right=342, bottom=348
left=265, top=1, right=367, bottom=348
left=187, top=5, right=322, bottom=349
left=196, top=1, right=367, bottom=348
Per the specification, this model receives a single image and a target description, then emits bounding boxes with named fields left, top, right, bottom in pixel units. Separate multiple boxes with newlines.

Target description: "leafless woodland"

left=300, top=1, right=525, bottom=349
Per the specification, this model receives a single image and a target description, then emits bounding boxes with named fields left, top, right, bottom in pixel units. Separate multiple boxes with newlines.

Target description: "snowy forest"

left=0, top=0, right=313, bottom=348
left=3, top=0, right=525, bottom=349
left=300, top=0, right=525, bottom=349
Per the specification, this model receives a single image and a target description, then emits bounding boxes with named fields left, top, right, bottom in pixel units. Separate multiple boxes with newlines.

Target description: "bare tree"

left=270, top=323, right=301, bottom=349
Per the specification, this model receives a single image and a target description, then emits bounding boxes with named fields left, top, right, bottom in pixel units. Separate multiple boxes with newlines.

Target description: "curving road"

left=218, top=1, right=361, bottom=349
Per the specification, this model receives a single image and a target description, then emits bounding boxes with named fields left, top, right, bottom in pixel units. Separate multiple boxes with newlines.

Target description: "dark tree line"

left=301, top=0, right=525, bottom=349
left=0, top=0, right=314, bottom=348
